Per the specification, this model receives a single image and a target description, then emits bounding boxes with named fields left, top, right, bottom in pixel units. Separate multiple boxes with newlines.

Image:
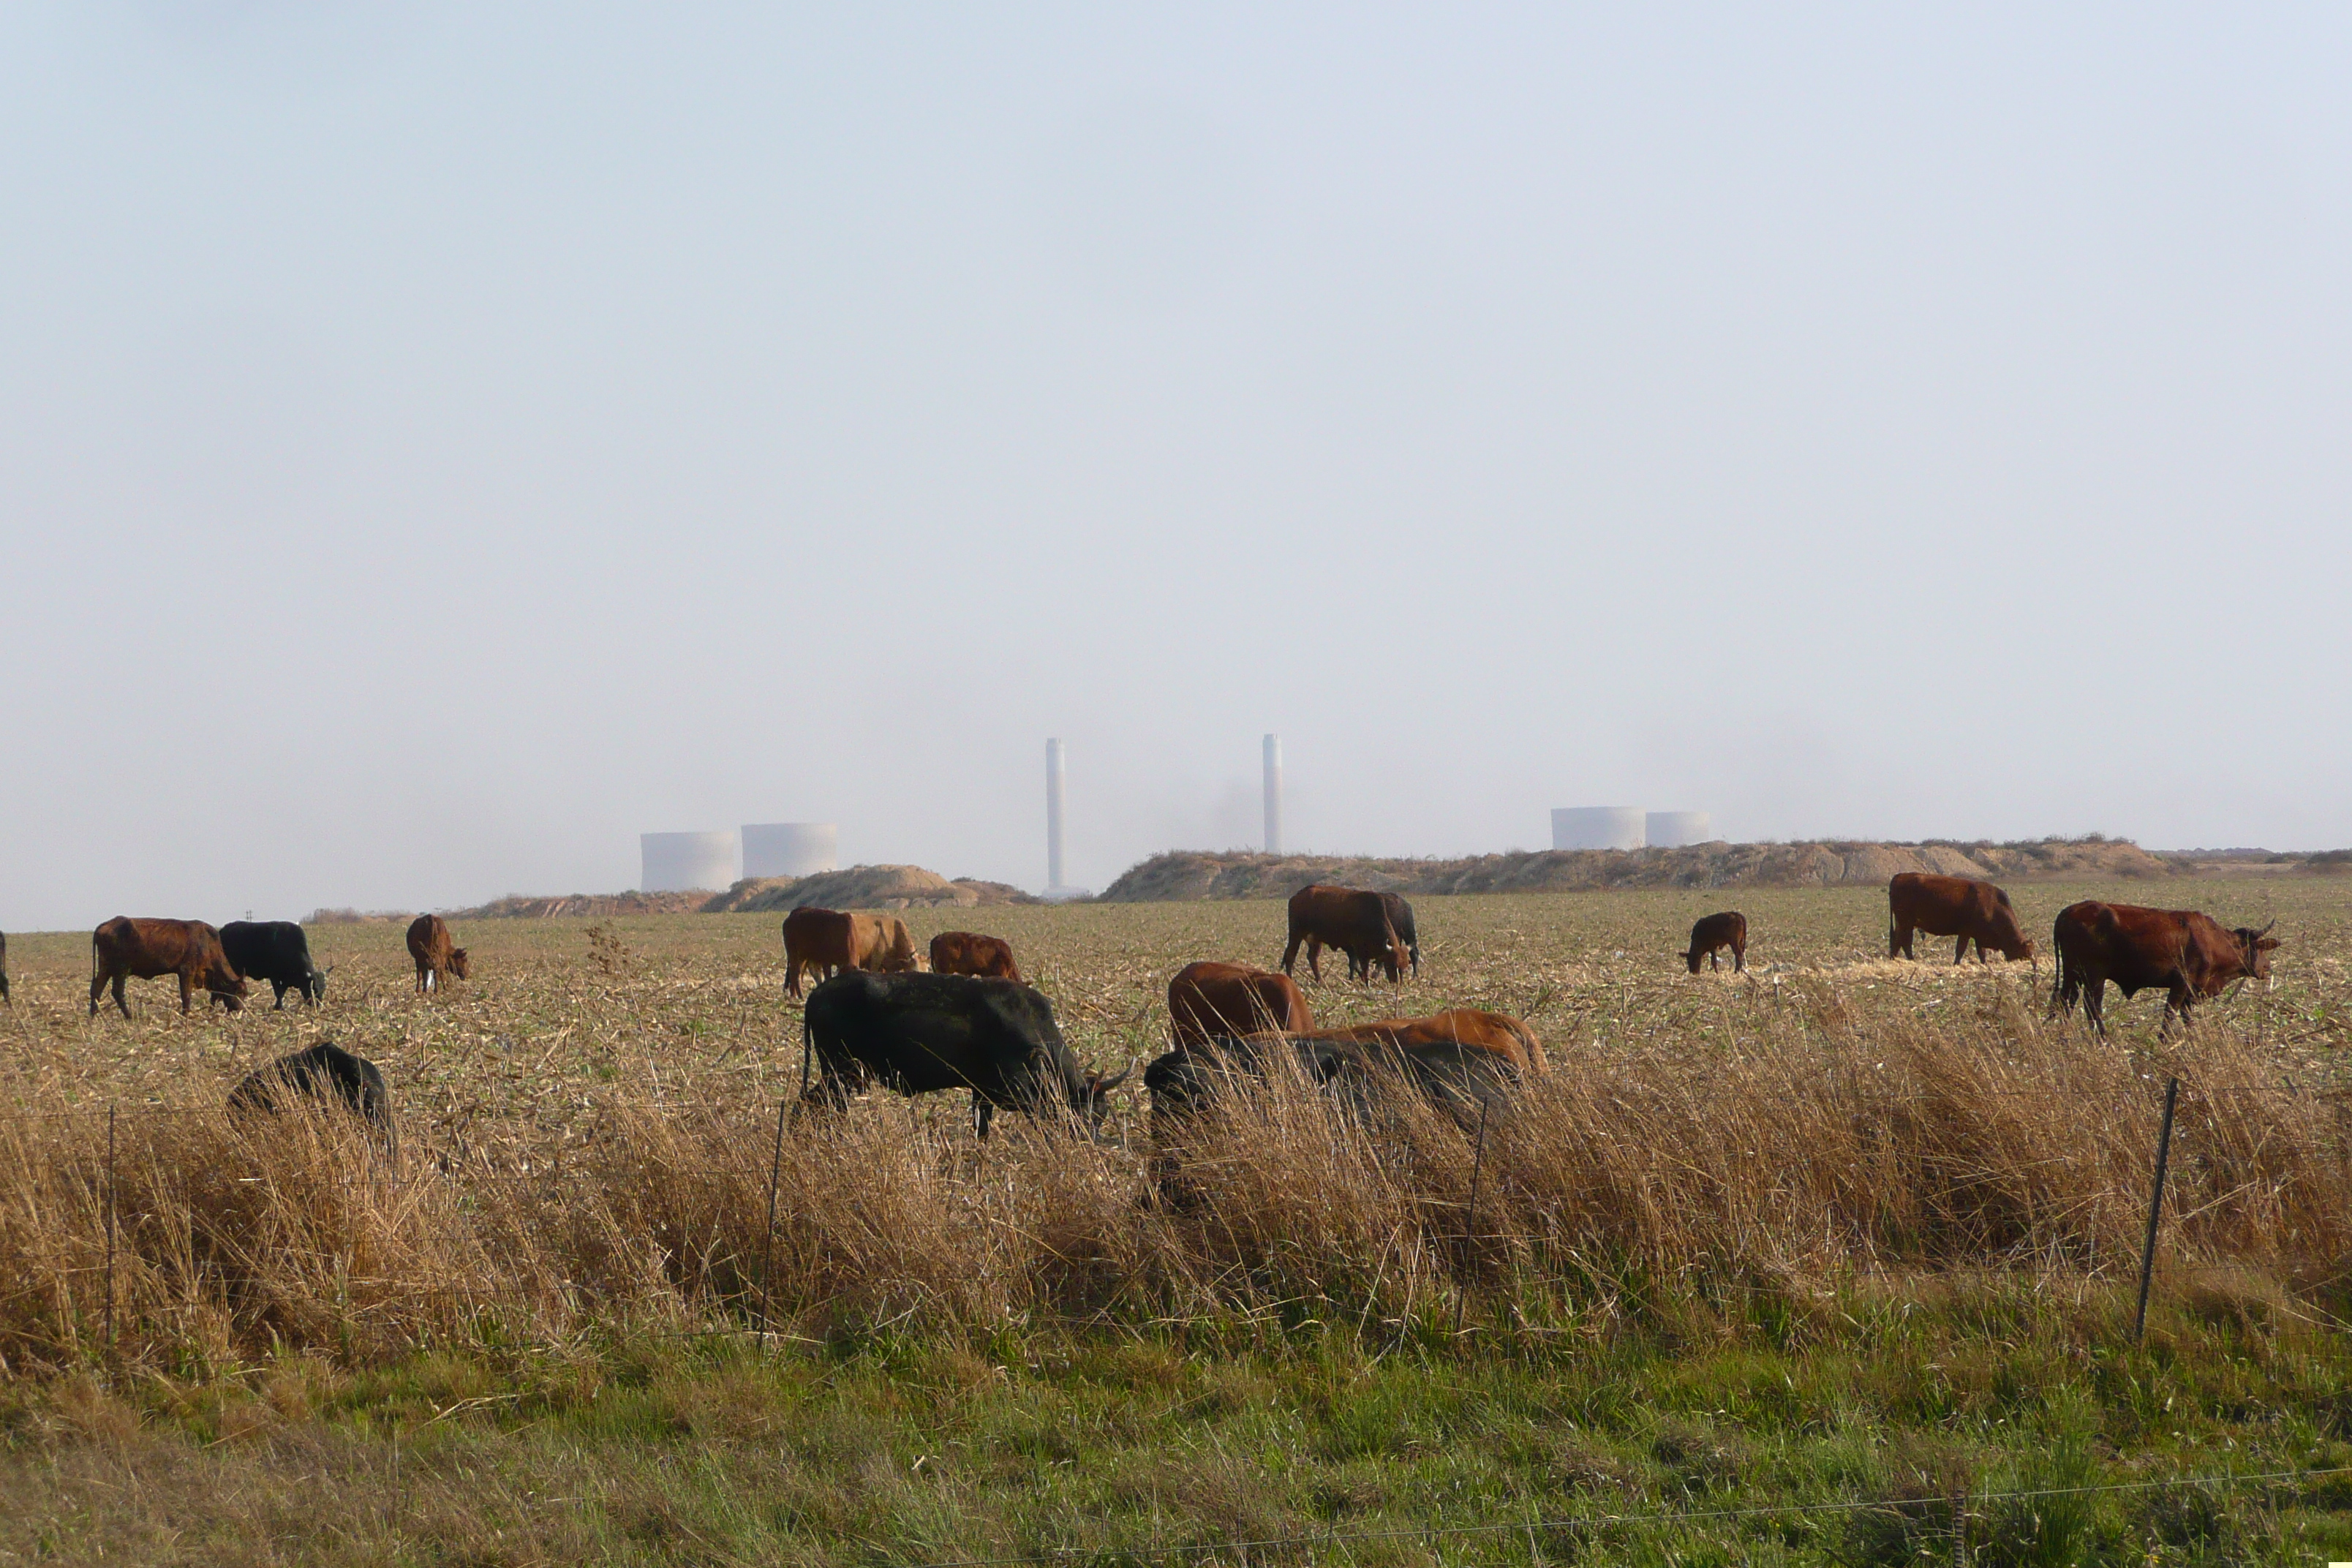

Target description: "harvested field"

left=1, top=879, right=2345, bottom=1370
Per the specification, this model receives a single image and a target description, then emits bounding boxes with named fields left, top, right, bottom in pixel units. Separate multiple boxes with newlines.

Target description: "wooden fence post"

left=2134, top=1077, right=2180, bottom=1342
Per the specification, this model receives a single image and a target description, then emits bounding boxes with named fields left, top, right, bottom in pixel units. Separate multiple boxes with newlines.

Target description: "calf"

left=405, top=914, right=470, bottom=992
left=930, top=930, right=1021, bottom=982
left=90, top=917, right=247, bottom=1017
left=1684, top=911, right=1748, bottom=973
left=220, top=920, right=331, bottom=1009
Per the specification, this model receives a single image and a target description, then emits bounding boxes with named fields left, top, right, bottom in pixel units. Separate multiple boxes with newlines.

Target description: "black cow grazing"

left=220, top=921, right=331, bottom=1009
left=228, top=1041, right=391, bottom=1130
left=801, top=971, right=1132, bottom=1138
left=1684, top=911, right=1748, bottom=973
left=1379, top=892, right=1421, bottom=978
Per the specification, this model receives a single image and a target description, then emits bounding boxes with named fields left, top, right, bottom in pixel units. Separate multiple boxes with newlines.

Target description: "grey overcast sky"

left=4, top=4, right=2348, bottom=930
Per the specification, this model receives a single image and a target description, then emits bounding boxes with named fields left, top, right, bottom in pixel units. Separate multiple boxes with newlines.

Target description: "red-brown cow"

left=405, top=914, right=471, bottom=993
left=1684, top=911, right=1748, bottom=973
left=2051, top=901, right=2278, bottom=1034
left=1889, top=873, right=2034, bottom=965
left=1281, top=884, right=1409, bottom=984
left=1167, top=961, right=1313, bottom=1046
left=783, top=906, right=918, bottom=998
left=90, top=916, right=248, bottom=1017
left=930, top=931, right=1022, bottom=982
left=1313, top=1009, right=1548, bottom=1075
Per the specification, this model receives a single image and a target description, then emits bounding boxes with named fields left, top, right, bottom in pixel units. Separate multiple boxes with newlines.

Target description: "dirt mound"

left=450, top=891, right=718, bottom=920
left=701, top=865, right=1041, bottom=913
left=1096, top=837, right=2172, bottom=902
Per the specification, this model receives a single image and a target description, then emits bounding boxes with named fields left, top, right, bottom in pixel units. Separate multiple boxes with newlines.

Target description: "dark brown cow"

left=1684, top=911, right=1747, bottom=973
left=1889, top=873, right=2034, bottom=965
left=930, top=931, right=1022, bottom=982
left=1281, top=884, right=1408, bottom=984
left=405, top=914, right=470, bottom=993
left=90, top=917, right=248, bottom=1017
left=1167, top=961, right=1313, bottom=1046
left=783, top=906, right=919, bottom=998
left=2051, top=901, right=2279, bottom=1034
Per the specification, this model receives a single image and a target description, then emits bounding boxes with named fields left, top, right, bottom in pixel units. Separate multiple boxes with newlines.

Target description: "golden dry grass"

left=1, top=880, right=2346, bottom=1371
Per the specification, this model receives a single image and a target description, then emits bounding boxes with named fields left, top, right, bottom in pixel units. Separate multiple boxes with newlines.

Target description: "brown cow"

left=405, top=914, right=471, bottom=993
left=930, top=931, right=1022, bottom=982
left=2051, top=901, right=2278, bottom=1035
left=1281, top=884, right=1408, bottom=984
left=1167, top=961, right=1313, bottom=1046
left=1684, top=911, right=1747, bottom=973
left=783, top=906, right=919, bottom=998
left=1313, top=1009, right=1548, bottom=1075
left=90, top=916, right=248, bottom=1017
left=1889, top=873, right=2034, bottom=965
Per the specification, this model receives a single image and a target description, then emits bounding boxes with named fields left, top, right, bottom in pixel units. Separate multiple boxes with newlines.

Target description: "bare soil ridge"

left=451, top=864, right=1039, bottom=920
left=1096, top=837, right=2176, bottom=902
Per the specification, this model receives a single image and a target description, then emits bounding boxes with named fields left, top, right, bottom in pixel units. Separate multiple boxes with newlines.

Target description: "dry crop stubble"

left=0, top=881, right=2344, bottom=1369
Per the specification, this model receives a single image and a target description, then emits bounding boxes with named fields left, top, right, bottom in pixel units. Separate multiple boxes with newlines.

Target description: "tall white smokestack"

left=1045, top=737, right=1067, bottom=893
left=1262, top=734, right=1284, bottom=855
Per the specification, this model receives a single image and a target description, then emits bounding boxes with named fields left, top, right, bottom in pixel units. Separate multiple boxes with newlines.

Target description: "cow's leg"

left=272, top=983, right=288, bottom=1011
left=1280, top=933, right=1303, bottom=976
left=1305, top=938, right=1324, bottom=984
left=111, top=974, right=132, bottom=1018
left=90, top=969, right=106, bottom=1017
left=178, top=971, right=195, bottom=1014
left=973, top=1096, right=994, bottom=1140
left=1733, top=942, right=1745, bottom=973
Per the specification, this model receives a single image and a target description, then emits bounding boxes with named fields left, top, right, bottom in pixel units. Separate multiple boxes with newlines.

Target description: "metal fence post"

left=760, top=1098, right=786, bottom=1336
left=2134, top=1077, right=2179, bottom=1342
left=104, top=1106, right=118, bottom=1358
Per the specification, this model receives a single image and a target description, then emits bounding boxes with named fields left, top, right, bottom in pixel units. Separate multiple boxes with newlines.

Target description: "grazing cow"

left=1380, top=892, right=1422, bottom=978
left=930, top=931, right=1022, bottom=982
left=229, top=1041, right=391, bottom=1130
left=1888, top=873, right=2035, bottom=965
left=783, top=906, right=920, bottom=998
left=1684, top=911, right=1748, bottom=973
left=220, top=920, right=331, bottom=1009
left=0, top=930, right=8, bottom=1005
left=1281, top=884, right=1409, bottom=984
left=1313, top=1009, right=1548, bottom=1075
left=405, top=914, right=470, bottom=993
left=89, top=917, right=247, bottom=1017
left=800, top=970, right=1131, bottom=1137
left=2051, top=902, right=2279, bottom=1035
left=1168, top=961, right=1313, bottom=1046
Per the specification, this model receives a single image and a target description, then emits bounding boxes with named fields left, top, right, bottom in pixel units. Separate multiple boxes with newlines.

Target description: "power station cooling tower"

left=640, top=831, right=740, bottom=893
left=1551, top=807, right=1647, bottom=851
left=741, top=822, right=838, bottom=879
left=1645, top=811, right=1712, bottom=848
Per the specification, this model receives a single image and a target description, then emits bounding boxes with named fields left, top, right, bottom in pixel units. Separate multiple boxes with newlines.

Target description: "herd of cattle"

left=0, top=874, right=2286, bottom=1145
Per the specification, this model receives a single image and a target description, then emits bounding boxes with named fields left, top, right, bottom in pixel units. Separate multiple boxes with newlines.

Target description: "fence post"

left=759, top=1098, right=787, bottom=1337
left=1453, top=1098, right=1490, bottom=1337
left=2133, top=1077, right=2179, bottom=1342
left=104, top=1106, right=118, bottom=1360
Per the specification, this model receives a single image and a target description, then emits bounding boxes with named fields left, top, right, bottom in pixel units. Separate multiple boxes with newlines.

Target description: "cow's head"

left=2236, top=921, right=2280, bottom=982
left=1075, top=1059, right=1136, bottom=1131
left=312, top=963, right=336, bottom=1000
left=448, top=948, right=472, bottom=980
left=1999, top=935, right=2037, bottom=964
left=208, top=966, right=250, bottom=1011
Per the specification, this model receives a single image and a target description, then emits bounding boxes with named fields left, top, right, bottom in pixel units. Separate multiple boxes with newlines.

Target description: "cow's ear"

left=2255, top=937, right=2282, bottom=951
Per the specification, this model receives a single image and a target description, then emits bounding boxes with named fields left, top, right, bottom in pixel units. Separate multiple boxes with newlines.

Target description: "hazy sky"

left=5, top=4, right=2349, bottom=930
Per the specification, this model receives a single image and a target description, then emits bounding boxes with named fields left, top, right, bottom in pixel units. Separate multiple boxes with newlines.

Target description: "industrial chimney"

left=1262, top=734, right=1284, bottom=855
left=1045, top=738, right=1067, bottom=894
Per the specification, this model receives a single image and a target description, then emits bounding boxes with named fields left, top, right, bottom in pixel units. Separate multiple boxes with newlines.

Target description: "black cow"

left=228, top=1041, right=391, bottom=1129
left=801, top=971, right=1131, bottom=1138
left=1379, top=892, right=1421, bottom=978
left=220, top=921, right=331, bottom=1009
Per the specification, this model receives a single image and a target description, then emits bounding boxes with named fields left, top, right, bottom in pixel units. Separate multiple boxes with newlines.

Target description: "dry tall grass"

left=1, top=988, right=2342, bottom=1371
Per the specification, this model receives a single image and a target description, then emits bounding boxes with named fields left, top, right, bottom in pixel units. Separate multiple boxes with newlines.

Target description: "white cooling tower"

left=641, top=831, right=739, bottom=893
left=741, top=822, right=838, bottom=879
left=1645, top=811, right=1712, bottom=848
left=1551, top=807, right=1647, bottom=851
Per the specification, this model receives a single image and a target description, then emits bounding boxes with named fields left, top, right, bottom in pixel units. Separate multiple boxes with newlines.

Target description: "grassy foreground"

left=1, top=881, right=2348, bottom=1561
